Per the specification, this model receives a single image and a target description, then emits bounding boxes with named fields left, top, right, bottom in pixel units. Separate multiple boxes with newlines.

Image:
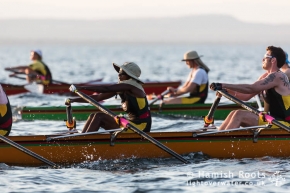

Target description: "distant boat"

left=18, top=102, right=259, bottom=121
left=2, top=80, right=181, bottom=96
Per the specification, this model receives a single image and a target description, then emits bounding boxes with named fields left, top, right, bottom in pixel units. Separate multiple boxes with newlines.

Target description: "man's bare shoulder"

left=282, top=68, right=290, bottom=80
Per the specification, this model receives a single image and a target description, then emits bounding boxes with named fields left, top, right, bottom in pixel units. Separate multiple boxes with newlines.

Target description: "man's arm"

left=222, top=72, right=280, bottom=95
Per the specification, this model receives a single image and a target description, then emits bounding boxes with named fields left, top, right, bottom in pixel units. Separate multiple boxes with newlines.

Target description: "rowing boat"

left=1, top=127, right=289, bottom=166
left=2, top=80, right=181, bottom=96
left=19, top=102, right=259, bottom=121
left=1, top=78, right=103, bottom=96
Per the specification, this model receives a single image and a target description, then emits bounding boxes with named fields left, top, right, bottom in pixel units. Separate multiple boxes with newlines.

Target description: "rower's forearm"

left=79, top=86, right=111, bottom=93
left=222, top=83, right=255, bottom=94
left=71, top=95, right=99, bottom=103
left=174, top=85, right=195, bottom=96
left=227, top=90, right=253, bottom=101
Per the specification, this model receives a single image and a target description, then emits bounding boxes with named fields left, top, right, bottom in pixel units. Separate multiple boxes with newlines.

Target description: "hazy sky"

left=1, top=0, right=289, bottom=24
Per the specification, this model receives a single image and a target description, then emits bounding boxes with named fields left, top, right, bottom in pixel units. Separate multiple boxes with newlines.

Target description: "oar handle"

left=149, top=90, right=170, bottom=106
left=204, top=95, right=221, bottom=126
left=73, top=89, right=190, bottom=164
left=64, top=98, right=76, bottom=129
left=65, top=105, right=75, bottom=129
left=9, top=74, right=26, bottom=80
left=218, top=90, right=290, bottom=132
left=5, top=68, right=21, bottom=73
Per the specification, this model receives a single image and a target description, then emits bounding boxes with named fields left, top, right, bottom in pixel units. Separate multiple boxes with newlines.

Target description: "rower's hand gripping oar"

left=203, top=95, right=221, bottom=127
left=217, top=89, right=290, bottom=132
left=69, top=84, right=190, bottom=164
left=149, top=90, right=170, bottom=106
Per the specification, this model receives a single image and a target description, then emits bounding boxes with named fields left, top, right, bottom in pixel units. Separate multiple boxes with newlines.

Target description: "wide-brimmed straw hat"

left=182, top=50, right=210, bottom=72
left=113, top=62, right=144, bottom=84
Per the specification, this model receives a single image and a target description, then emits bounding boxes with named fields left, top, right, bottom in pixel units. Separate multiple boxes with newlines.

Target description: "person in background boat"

left=65, top=62, right=152, bottom=133
left=5, top=50, right=52, bottom=85
left=162, top=50, right=210, bottom=104
left=210, top=46, right=290, bottom=130
left=280, top=51, right=290, bottom=80
left=0, top=84, right=12, bottom=136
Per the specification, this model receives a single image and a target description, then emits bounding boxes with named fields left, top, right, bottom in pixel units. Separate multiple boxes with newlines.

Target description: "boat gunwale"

left=4, top=128, right=290, bottom=143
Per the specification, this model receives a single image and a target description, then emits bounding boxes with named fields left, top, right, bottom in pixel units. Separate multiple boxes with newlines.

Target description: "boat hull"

left=2, top=81, right=181, bottom=96
left=1, top=129, right=290, bottom=166
left=20, top=102, right=259, bottom=121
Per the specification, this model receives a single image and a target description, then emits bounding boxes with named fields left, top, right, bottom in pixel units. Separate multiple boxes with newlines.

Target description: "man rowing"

left=163, top=50, right=210, bottom=104
left=0, top=84, right=12, bottom=136
left=5, top=50, right=52, bottom=85
left=210, top=46, right=290, bottom=130
left=66, top=62, right=152, bottom=133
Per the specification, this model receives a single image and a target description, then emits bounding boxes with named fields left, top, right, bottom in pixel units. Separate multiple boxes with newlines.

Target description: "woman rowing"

left=65, top=62, right=152, bottom=133
left=163, top=50, right=210, bottom=104
left=0, top=84, right=12, bottom=136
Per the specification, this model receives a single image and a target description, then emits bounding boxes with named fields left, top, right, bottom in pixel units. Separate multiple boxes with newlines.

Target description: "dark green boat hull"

left=20, top=102, right=259, bottom=121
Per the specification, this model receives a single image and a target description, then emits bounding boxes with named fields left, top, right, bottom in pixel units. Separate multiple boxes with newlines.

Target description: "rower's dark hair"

left=34, top=52, right=42, bottom=60
left=266, top=46, right=286, bottom=68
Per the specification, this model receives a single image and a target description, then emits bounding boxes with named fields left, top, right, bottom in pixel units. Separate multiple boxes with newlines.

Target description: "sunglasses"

left=263, top=54, right=274, bottom=61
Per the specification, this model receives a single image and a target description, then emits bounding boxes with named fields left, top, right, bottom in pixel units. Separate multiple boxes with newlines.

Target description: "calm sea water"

left=1, top=43, right=290, bottom=193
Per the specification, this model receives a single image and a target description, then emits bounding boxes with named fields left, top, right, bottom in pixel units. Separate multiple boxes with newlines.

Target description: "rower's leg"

left=218, top=110, right=236, bottom=130
left=82, top=112, right=119, bottom=133
left=162, top=97, right=182, bottom=104
left=219, top=110, right=258, bottom=130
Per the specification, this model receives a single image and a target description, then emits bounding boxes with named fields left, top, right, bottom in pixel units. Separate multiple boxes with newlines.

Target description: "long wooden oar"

left=9, top=73, right=68, bottom=85
left=72, top=88, right=190, bottom=164
left=0, top=135, right=57, bottom=167
left=7, top=68, right=69, bottom=85
left=149, top=90, right=170, bottom=106
left=218, top=90, right=290, bottom=132
left=203, top=95, right=221, bottom=127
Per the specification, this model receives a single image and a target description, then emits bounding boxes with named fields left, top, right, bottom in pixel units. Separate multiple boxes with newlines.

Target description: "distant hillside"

left=1, top=15, right=290, bottom=44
